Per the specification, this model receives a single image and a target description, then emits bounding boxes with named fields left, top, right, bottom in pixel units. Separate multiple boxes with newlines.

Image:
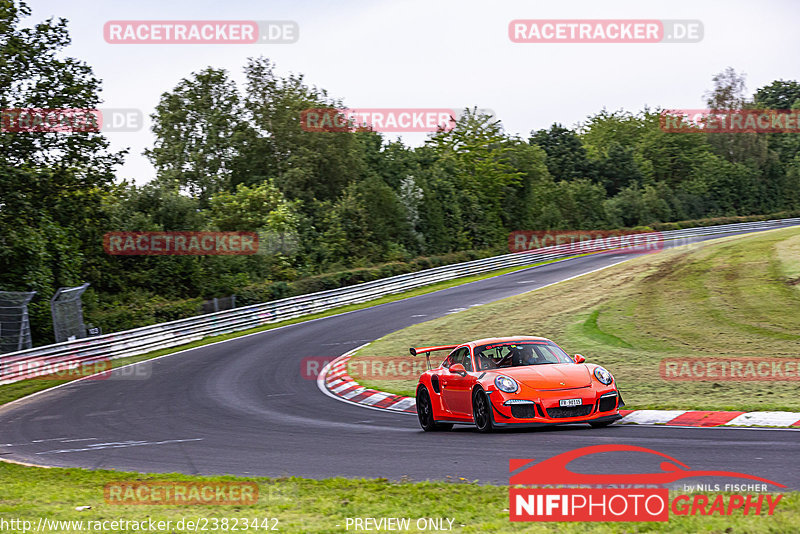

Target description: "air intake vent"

left=510, top=404, right=537, bottom=419
left=546, top=405, right=592, bottom=418
left=598, top=395, right=617, bottom=412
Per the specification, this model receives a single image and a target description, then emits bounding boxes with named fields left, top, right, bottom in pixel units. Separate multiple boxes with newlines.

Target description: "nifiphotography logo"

left=509, top=445, right=784, bottom=522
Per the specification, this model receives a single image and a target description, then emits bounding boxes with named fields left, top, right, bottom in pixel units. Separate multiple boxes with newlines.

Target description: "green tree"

left=548, top=179, right=609, bottom=229
left=704, top=67, right=747, bottom=110
left=635, top=111, right=712, bottom=188
left=753, top=79, right=800, bottom=181
left=753, top=80, right=800, bottom=109
left=422, top=109, right=522, bottom=248
left=579, top=109, right=647, bottom=159
left=321, top=175, right=414, bottom=265
left=146, top=68, right=252, bottom=204
left=0, top=1, right=123, bottom=343
left=98, top=182, right=206, bottom=297
left=703, top=68, right=771, bottom=167
left=603, top=184, right=677, bottom=227
left=243, top=57, right=365, bottom=205
left=209, top=182, right=292, bottom=232
left=595, top=142, right=644, bottom=195
left=500, top=141, right=553, bottom=230
left=529, top=124, right=595, bottom=182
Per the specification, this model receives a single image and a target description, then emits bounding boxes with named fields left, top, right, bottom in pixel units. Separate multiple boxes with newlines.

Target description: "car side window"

left=442, top=351, right=455, bottom=368
left=461, top=348, right=473, bottom=372
left=445, top=349, right=458, bottom=369
left=450, top=347, right=472, bottom=372
left=445, top=350, right=458, bottom=368
left=443, top=347, right=474, bottom=371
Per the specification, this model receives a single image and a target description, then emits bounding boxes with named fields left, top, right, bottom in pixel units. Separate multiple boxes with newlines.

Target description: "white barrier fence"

left=1, top=218, right=798, bottom=384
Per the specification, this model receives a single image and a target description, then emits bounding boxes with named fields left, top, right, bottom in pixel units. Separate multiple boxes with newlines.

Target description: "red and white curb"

left=319, top=353, right=416, bottom=413
left=318, top=353, right=800, bottom=428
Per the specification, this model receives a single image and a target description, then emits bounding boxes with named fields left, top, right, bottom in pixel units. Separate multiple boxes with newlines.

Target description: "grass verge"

left=352, top=227, right=800, bottom=412
left=0, top=256, right=573, bottom=408
left=0, top=462, right=797, bottom=533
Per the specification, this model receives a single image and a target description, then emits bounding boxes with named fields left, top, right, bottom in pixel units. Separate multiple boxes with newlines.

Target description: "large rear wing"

left=409, top=344, right=459, bottom=370
left=409, top=345, right=458, bottom=356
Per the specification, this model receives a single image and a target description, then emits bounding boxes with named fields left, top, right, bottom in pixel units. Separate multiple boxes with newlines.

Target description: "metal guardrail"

left=1, top=218, right=798, bottom=384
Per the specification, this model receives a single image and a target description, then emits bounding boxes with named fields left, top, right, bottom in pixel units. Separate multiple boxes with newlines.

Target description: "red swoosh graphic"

left=510, top=444, right=785, bottom=488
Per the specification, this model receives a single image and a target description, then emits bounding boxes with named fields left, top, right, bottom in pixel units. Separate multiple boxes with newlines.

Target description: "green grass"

left=0, top=462, right=797, bottom=533
left=353, top=227, right=800, bottom=412
left=581, top=310, right=633, bottom=349
left=0, top=256, right=573, bottom=408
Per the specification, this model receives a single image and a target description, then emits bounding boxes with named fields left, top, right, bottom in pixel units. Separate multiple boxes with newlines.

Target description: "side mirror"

left=573, top=354, right=586, bottom=364
left=449, top=363, right=467, bottom=375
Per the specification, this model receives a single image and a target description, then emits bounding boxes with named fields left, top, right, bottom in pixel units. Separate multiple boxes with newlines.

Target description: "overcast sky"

left=26, top=0, right=800, bottom=184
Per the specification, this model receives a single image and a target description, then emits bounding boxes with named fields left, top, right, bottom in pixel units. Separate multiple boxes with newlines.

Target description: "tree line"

left=1, top=1, right=799, bottom=344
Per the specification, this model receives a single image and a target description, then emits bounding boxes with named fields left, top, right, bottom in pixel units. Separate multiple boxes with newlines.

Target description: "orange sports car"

left=410, top=336, right=624, bottom=432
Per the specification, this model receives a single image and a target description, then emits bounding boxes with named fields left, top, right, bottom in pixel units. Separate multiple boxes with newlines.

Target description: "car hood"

left=491, top=364, right=593, bottom=390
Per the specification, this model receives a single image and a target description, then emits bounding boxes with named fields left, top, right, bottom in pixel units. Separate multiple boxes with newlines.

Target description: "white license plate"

left=559, top=398, right=582, bottom=407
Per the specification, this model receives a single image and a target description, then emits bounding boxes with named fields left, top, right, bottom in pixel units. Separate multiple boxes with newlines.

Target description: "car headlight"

left=495, top=375, right=519, bottom=393
left=594, top=367, right=613, bottom=385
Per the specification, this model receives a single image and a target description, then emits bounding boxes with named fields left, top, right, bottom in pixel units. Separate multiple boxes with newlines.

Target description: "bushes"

left=84, top=292, right=203, bottom=334
left=41, top=246, right=506, bottom=341
left=648, top=211, right=800, bottom=232
left=234, top=249, right=502, bottom=307
left=236, top=281, right=291, bottom=305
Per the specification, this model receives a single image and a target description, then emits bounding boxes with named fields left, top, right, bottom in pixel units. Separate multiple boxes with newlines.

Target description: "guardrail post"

left=0, top=291, right=36, bottom=354
left=50, top=283, right=90, bottom=343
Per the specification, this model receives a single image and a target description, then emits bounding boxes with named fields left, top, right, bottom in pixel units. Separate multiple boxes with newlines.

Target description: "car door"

left=441, top=347, right=476, bottom=415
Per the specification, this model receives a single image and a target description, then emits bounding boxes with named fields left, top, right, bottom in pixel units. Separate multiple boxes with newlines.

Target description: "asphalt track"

left=1, top=224, right=799, bottom=488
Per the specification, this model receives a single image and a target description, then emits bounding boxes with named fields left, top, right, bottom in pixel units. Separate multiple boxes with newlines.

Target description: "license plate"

left=559, top=398, right=582, bottom=407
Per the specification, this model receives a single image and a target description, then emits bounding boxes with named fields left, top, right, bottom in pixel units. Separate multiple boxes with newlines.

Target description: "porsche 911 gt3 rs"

left=411, top=336, right=624, bottom=432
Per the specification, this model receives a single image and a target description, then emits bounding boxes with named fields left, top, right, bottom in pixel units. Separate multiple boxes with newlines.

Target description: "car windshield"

left=474, top=341, right=573, bottom=370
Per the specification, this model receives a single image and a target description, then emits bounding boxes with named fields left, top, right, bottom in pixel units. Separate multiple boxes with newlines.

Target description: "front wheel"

left=416, top=387, right=452, bottom=432
left=472, top=389, right=494, bottom=433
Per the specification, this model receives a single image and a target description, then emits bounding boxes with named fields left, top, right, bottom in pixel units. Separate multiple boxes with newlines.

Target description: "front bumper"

left=487, top=389, right=624, bottom=427
left=490, top=413, right=622, bottom=428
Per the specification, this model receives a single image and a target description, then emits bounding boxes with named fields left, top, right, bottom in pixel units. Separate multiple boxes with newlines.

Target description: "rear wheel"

left=472, top=389, right=494, bottom=433
left=416, top=387, right=452, bottom=431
